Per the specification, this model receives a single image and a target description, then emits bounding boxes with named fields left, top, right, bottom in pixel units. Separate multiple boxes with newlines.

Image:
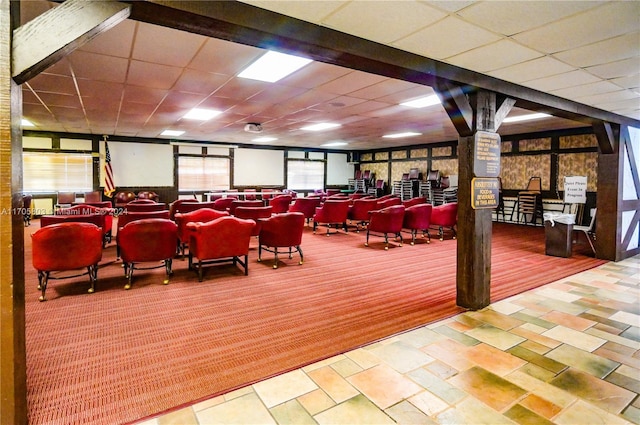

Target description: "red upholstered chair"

left=258, top=212, right=305, bottom=269
left=187, top=216, right=256, bottom=281
left=269, top=194, right=292, bottom=214
left=118, top=218, right=178, bottom=289
left=313, top=199, right=350, bottom=235
left=212, top=197, right=236, bottom=212
left=124, top=202, right=168, bottom=212
left=233, top=206, right=273, bottom=236
left=402, top=197, right=427, bottom=208
left=169, top=199, right=197, bottom=221
left=431, top=202, right=458, bottom=240
left=31, top=222, right=103, bottom=301
left=174, top=208, right=229, bottom=257
left=172, top=201, right=217, bottom=218
left=403, top=203, right=433, bottom=245
left=55, top=191, right=76, bottom=209
left=243, top=188, right=257, bottom=200
left=55, top=204, right=114, bottom=246
left=114, top=191, right=136, bottom=209
left=229, top=200, right=264, bottom=216
left=326, top=189, right=341, bottom=197
left=376, top=196, right=402, bottom=209
left=137, top=191, right=160, bottom=202
left=116, top=210, right=170, bottom=258
left=289, top=197, right=321, bottom=226
left=366, top=205, right=406, bottom=250
left=347, top=198, right=379, bottom=232
left=261, top=188, right=275, bottom=201
left=84, top=190, right=102, bottom=203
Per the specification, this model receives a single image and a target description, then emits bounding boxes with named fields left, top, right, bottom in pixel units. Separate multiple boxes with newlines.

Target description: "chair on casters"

left=289, top=197, right=321, bottom=226
left=573, top=208, right=597, bottom=255
left=258, top=212, right=305, bottom=269
left=174, top=208, right=229, bottom=257
left=366, top=205, right=405, bottom=250
left=403, top=203, right=432, bottom=245
left=431, top=202, right=458, bottom=240
left=313, top=199, right=350, bottom=235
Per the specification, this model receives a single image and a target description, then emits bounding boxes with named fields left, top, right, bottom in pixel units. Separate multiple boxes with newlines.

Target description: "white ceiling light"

left=383, top=132, right=421, bottom=139
left=238, top=51, right=313, bottom=83
left=321, top=141, right=348, bottom=147
left=161, top=129, right=185, bottom=137
left=253, top=137, right=277, bottom=143
left=21, top=119, right=35, bottom=127
left=301, top=123, right=341, bottom=131
left=182, top=108, right=222, bottom=120
left=400, top=94, right=441, bottom=108
left=503, top=113, right=551, bottom=123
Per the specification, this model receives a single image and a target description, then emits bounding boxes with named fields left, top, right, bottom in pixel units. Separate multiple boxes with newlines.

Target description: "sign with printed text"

left=473, top=131, right=501, bottom=177
left=471, top=177, right=500, bottom=209
left=564, top=176, right=587, bottom=204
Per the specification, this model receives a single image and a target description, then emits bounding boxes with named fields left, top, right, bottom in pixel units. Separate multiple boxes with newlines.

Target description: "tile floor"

left=136, top=255, right=639, bottom=425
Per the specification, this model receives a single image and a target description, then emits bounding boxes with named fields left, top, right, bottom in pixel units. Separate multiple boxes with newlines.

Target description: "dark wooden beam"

left=434, top=81, right=474, bottom=137
left=127, top=0, right=640, bottom=129
left=12, top=0, right=130, bottom=84
left=592, top=121, right=617, bottom=154
left=495, top=97, right=516, bottom=130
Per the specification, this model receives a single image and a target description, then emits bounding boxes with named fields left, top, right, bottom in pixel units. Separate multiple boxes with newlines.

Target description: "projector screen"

left=234, top=148, right=284, bottom=186
left=102, top=141, right=174, bottom=187
left=327, top=152, right=354, bottom=185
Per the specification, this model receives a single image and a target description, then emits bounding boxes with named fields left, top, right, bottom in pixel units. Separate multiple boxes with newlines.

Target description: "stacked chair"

left=258, top=212, right=305, bottom=269
left=513, top=176, right=543, bottom=225
left=31, top=222, right=103, bottom=301
left=365, top=205, right=405, bottom=250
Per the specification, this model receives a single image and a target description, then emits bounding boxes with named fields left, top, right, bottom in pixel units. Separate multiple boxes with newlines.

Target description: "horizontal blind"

left=23, top=152, right=93, bottom=193
left=179, top=156, right=230, bottom=191
left=287, top=160, right=324, bottom=190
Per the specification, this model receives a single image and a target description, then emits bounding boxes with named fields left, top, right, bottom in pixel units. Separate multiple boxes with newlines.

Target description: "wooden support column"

left=1, top=1, right=27, bottom=423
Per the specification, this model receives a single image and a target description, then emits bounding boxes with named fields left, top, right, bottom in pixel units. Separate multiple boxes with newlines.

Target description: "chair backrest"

left=289, top=197, right=321, bottom=218
left=84, top=191, right=102, bottom=203
left=375, top=179, right=385, bottom=189
left=212, top=197, right=236, bottom=211
left=175, top=208, right=229, bottom=241
left=431, top=202, right=458, bottom=226
left=348, top=198, right=379, bottom=221
left=243, top=189, right=257, bottom=200
left=525, top=176, right=542, bottom=192
left=314, top=199, right=351, bottom=222
left=117, top=210, right=170, bottom=230
left=125, top=203, right=168, bottom=213
left=269, top=195, right=292, bottom=214
left=56, top=192, right=76, bottom=205
left=259, top=212, right=305, bottom=247
left=188, top=216, right=255, bottom=259
left=137, top=191, right=160, bottom=202
left=119, top=218, right=178, bottom=263
left=403, top=203, right=433, bottom=229
left=368, top=205, right=405, bottom=233
left=362, top=170, right=372, bottom=179
left=402, top=197, right=427, bottom=208
left=585, top=208, right=597, bottom=231
left=354, top=170, right=363, bottom=180
left=408, top=168, right=420, bottom=180
left=229, top=200, right=264, bottom=215
left=377, top=196, right=402, bottom=209
left=114, top=191, right=136, bottom=206
left=32, top=222, right=102, bottom=271
left=427, top=170, right=440, bottom=182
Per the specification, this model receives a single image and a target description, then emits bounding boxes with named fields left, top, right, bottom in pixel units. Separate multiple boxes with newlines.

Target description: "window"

left=23, top=152, right=93, bottom=193
left=178, top=156, right=230, bottom=191
left=287, top=159, right=324, bottom=190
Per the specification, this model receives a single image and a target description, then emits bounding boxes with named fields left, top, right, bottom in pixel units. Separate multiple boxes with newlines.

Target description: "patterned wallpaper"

left=411, top=148, right=428, bottom=158
left=361, top=153, right=373, bottom=161
left=501, top=141, right=512, bottom=153
left=390, top=160, right=427, bottom=183
left=433, top=146, right=452, bottom=157
left=363, top=163, right=388, bottom=187
left=558, top=152, right=598, bottom=191
left=520, top=138, right=551, bottom=151
left=392, top=150, right=407, bottom=159
left=431, top=159, right=458, bottom=177
left=560, top=134, right=597, bottom=149
left=500, top=154, right=550, bottom=190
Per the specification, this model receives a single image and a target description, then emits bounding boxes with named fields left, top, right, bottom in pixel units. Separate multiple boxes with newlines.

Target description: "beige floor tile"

left=396, top=326, right=446, bottom=348
left=307, top=366, right=359, bottom=403
left=511, top=325, right=563, bottom=349
left=314, top=394, right=395, bottom=425
left=345, top=348, right=381, bottom=370
left=504, top=404, right=555, bottom=425
left=546, top=343, right=620, bottom=378
left=464, top=343, right=527, bottom=376
left=270, top=399, right=316, bottom=425
left=542, top=325, right=607, bottom=352
left=302, top=354, right=347, bottom=373
left=490, top=300, right=525, bottom=316
left=329, top=357, right=364, bottom=378
left=518, top=338, right=552, bottom=355
left=448, top=366, right=527, bottom=411
left=423, top=359, right=458, bottom=380
left=553, top=399, right=634, bottom=425
left=541, top=310, right=597, bottom=331
left=253, top=369, right=318, bottom=408
left=536, top=287, right=583, bottom=303
left=347, top=364, right=422, bottom=409
left=367, top=340, right=435, bottom=373
left=506, top=370, right=577, bottom=408
left=196, top=392, right=276, bottom=425
left=610, top=311, right=640, bottom=327
left=507, top=345, right=567, bottom=375
left=466, top=309, right=525, bottom=330
left=385, top=400, right=437, bottom=424
left=465, top=324, right=526, bottom=351
left=407, top=390, right=449, bottom=416
left=519, top=393, right=562, bottom=419
left=421, top=339, right=475, bottom=371
left=407, top=367, right=467, bottom=405
left=297, top=388, right=336, bottom=416
left=435, top=397, right=518, bottom=425
left=192, top=395, right=225, bottom=412
left=157, top=407, right=198, bottom=425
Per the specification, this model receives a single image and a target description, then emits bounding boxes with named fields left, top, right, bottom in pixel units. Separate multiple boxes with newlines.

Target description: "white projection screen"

left=101, top=141, right=174, bottom=187
left=234, top=148, right=284, bottom=186
left=327, top=152, right=354, bottom=185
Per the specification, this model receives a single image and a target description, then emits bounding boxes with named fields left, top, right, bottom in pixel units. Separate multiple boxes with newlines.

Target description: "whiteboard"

left=101, top=141, right=174, bottom=187
left=234, top=148, right=284, bottom=186
left=327, top=152, right=354, bottom=185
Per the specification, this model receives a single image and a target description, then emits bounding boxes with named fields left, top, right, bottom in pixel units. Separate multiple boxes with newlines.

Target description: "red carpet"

left=23, top=221, right=605, bottom=424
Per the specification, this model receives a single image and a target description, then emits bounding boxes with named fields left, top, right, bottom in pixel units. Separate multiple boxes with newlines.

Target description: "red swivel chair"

left=212, top=197, right=236, bottom=212
left=258, top=212, right=305, bottom=269
left=289, top=197, right=321, bottom=226
left=402, top=197, right=427, bottom=208
left=31, top=222, right=103, bottom=301
left=174, top=208, right=229, bottom=257
left=313, top=199, right=351, bottom=235
left=403, top=203, right=433, bottom=245
left=366, top=205, right=406, bottom=250
left=116, top=210, right=170, bottom=258
left=173, top=201, right=217, bottom=217
left=347, top=198, right=379, bottom=232
left=431, top=202, right=458, bottom=240
left=125, top=202, right=168, bottom=213
left=269, top=194, right=292, bottom=214
left=187, top=216, right=256, bottom=281
left=118, top=218, right=178, bottom=289
left=234, top=206, right=273, bottom=236
left=229, top=200, right=264, bottom=216
left=169, top=199, right=198, bottom=221
left=376, top=196, right=402, bottom=209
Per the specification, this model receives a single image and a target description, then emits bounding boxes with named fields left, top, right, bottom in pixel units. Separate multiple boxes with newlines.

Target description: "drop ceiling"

left=18, top=1, right=639, bottom=150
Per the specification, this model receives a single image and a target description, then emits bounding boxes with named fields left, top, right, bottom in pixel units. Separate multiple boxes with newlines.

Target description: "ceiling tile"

left=241, top=0, right=346, bottom=24
left=586, top=57, right=640, bottom=80
left=322, top=1, right=446, bottom=44
left=172, top=69, right=230, bottom=95
left=133, top=22, right=206, bottom=67
left=76, top=81, right=124, bottom=103
left=553, top=32, right=640, bottom=68
left=79, top=19, right=136, bottom=58
left=576, top=89, right=638, bottom=106
left=553, top=80, right=626, bottom=98
left=524, top=70, right=602, bottom=92
left=281, top=62, right=352, bottom=90
left=67, top=51, right=129, bottom=83
left=122, top=86, right=168, bottom=105
left=188, top=37, right=261, bottom=75
left=213, top=77, right=268, bottom=101
left=447, top=39, right=542, bottom=73
left=27, top=73, right=77, bottom=94
left=36, top=92, right=81, bottom=109
left=423, top=1, right=475, bottom=13
left=318, top=71, right=388, bottom=96
left=610, top=74, right=640, bottom=91
left=127, top=60, right=183, bottom=90
left=393, top=16, right=502, bottom=60
left=348, top=79, right=418, bottom=101
left=513, top=1, right=640, bottom=53
left=458, top=1, right=602, bottom=36
left=488, top=56, right=575, bottom=83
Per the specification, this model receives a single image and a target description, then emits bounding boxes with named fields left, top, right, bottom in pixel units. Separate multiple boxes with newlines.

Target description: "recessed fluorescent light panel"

left=400, top=94, right=441, bottom=108
left=161, top=130, right=185, bottom=137
left=383, top=132, right=421, bottom=139
left=321, top=141, right=348, bottom=147
left=503, top=113, right=551, bottom=123
left=182, top=108, right=222, bottom=120
left=238, top=51, right=313, bottom=83
left=301, top=123, right=341, bottom=132
left=252, top=137, right=278, bottom=143
left=21, top=119, right=35, bottom=127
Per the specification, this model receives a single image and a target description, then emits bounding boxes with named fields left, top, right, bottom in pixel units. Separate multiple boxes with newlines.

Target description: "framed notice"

left=473, top=131, right=501, bottom=177
left=564, top=176, right=587, bottom=204
left=471, top=177, right=500, bottom=209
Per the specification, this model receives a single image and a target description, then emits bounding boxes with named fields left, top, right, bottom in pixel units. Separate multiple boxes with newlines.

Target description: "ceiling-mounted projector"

left=244, top=123, right=263, bottom=133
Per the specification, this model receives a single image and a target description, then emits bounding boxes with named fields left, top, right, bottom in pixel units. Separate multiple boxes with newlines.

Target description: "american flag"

left=104, top=141, right=115, bottom=198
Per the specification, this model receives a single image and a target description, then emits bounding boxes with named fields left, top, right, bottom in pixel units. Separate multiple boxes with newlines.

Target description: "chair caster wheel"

left=87, top=288, right=94, bottom=294
left=124, top=284, right=131, bottom=290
